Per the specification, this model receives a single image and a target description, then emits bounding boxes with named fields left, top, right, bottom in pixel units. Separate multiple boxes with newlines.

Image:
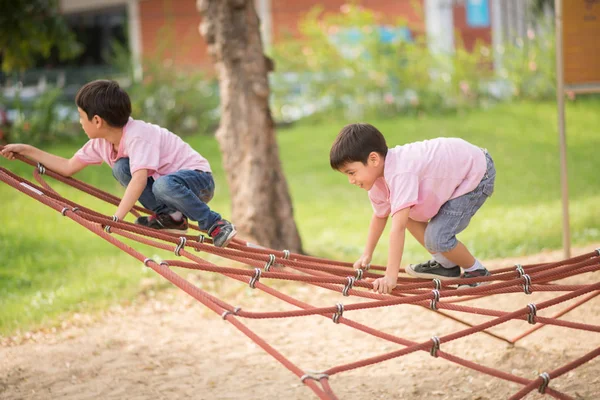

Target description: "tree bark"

left=197, top=0, right=303, bottom=253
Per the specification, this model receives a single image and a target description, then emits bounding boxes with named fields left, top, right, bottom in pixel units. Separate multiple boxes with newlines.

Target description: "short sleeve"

left=127, top=138, right=159, bottom=175
left=74, top=140, right=104, bottom=165
left=388, top=172, right=419, bottom=216
left=368, top=178, right=391, bottom=218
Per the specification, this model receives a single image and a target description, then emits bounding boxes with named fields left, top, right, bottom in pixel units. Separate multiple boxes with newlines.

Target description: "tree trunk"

left=197, top=0, right=303, bottom=253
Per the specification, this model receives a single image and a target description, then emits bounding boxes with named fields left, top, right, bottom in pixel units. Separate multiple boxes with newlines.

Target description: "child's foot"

left=135, top=214, right=189, bottom=234
left=208, top=219, right=237, bottom=247
left=405, top=259, right=461, bottom=280
left=457, top=268, right=491, bottom=288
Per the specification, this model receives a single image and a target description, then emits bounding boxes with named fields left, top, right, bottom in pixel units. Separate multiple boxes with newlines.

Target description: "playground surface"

left=1, top=244, right=599, bottom=400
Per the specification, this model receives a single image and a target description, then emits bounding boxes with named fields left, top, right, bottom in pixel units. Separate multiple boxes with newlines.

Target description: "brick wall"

left=137, top=0, right=491, bottom=69
left=271, top=0, right=425, bottom=40
left=139, top=0, right=210, bottom=69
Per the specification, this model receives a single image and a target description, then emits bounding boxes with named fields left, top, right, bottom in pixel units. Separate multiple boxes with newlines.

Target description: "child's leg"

left=424, top=151, right=495, bottom=269
left=407, top=219, right=457, bottom=269
left=153, top=170, right=236, bottom=247
left=112, top=158, right=163, bottom=212
left=406, top=218, right=427, bottom=248
left=151, top=170, right=221, bottom=230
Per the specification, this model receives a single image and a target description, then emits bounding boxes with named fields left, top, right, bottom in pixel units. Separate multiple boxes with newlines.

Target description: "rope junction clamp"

left=104, top=215, right=119, bottom=233
left=430, top=290, right=440, bottom=311
left=538, top=372, right=550, bottom=394
left=195, top=235, right=204, bottom=252
left=515, top=264, right=525, bottom=278
left=159, top=261, right=170, bottom=267
left=433, top=278, right=442, bottom=290
left=221, top=306, right=241, bottom=320
left=596, top=248, right=600, bottom=256
left=143, top=258, right=154, bottom=267
left=355, top=268, right=364, bottom=280
left=342, top=277, right=355, bottom=296
left=332, top=303, right=344, bottom=324
left=430, top=336, right=441, bottom=358
left=175, top=237, right=187, bottom=256
left=300, top=371, right=329, bottom=383
left=527, top=303, right=537, bottom=324
left=522, top=274, right=532, bottom=295
left=263, top=254, right=276, bottom=271
left=249, top=268, right=261, bottom=288
left=61, top=207, right=69, bottom=216
left=37, top=162, right=46, bottom=175
left=282, top=249, right=290, bottom=259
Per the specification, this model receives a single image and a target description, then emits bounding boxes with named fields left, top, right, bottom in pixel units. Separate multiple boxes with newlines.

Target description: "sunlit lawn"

left=1, top=100, right=599, bottom=336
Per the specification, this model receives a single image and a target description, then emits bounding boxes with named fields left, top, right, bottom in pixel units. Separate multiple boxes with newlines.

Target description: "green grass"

left=2, top=100, right=600, bottom=336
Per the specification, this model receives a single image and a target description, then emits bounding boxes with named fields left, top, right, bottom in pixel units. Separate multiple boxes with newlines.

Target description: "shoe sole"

left=218, top=227, right=237, bottom=247
left=457, top=278, right=491, bottom=289
left=405, top=264, right=461, bottom=280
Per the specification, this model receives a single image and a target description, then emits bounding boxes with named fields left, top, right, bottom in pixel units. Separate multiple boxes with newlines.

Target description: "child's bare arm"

left=1, top=144, right=87, bottom=177
left=354, top=214, right=387, bottom=269
left=114, top=168, right=148, bottom=220
left=372, top=207, right=410, bottom=294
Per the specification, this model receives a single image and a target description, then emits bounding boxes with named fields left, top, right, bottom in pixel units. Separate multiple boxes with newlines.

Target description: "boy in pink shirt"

left=1, top=80, right=236, bottom=247
left=330, top=123, right=495, bottom=294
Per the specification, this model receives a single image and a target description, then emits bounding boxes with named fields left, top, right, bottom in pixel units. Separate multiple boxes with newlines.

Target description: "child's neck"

left=102, top=126, right=124, bottom=149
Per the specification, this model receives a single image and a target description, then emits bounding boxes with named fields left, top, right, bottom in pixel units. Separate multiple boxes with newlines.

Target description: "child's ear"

left=92, top=115, right=104, bottom=128
left=368, top=151, right=381, bottom=166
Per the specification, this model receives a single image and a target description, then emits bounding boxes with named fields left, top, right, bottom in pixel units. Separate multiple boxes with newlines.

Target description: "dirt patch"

left=1, top=245, right=599, bottom=400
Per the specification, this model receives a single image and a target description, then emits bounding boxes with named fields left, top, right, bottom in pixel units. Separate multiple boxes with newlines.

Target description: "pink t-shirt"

left=74, top=118, right=211, bottom=179
left=368, top=138, right=486, bottom=222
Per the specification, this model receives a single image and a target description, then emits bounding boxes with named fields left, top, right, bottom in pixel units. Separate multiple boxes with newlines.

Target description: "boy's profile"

left=330, top=123, right=495, bottom=293
left=1, top=79, right=236, bottom=247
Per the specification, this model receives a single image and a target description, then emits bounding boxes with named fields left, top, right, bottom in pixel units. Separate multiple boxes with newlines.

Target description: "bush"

left=269, top=3, right=556, bottom=121
left=110, top=41, right=219, bottom=137
left=4, top=87, right=79, bottom=145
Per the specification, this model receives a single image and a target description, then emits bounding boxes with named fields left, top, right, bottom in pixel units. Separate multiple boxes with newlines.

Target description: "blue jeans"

left=112, top=158, right=221, bottom=230
left=423, top=150, right=496, bottom=253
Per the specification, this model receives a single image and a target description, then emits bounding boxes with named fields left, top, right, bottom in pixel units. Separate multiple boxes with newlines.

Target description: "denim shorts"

left=423, top=150, right=496, bottom=253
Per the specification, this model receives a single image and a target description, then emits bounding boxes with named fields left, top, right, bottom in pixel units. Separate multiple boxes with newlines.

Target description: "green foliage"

left=270, top=4, right=557, bottom=120
left=270, top=4, right=495, bottom=120
left=0, top=0, right=82, bottom=72
left=110, top=42, right=219, bottom=136
left=498, top=24, right=556, bottom=100
left=4, top=87, right=79, bottom=145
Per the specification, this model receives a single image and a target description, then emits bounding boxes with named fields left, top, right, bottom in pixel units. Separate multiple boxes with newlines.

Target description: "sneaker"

left=135, top=214, right=189, bottom=234
left=405, top=259, right=461, bottom=280
left=208, top=219, right=237, bottom=247
left=458, top=268, right=491, bottom=288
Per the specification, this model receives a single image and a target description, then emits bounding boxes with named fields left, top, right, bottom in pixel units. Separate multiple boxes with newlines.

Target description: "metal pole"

left=554, top=0, right=571, bottom=259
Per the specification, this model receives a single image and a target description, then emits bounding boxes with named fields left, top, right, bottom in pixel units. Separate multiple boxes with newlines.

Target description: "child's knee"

left=152, top=176, right=172, bottom=198
left=424, top=228, right=456, bottom=254
left=111, top=158, right=131, bottom=182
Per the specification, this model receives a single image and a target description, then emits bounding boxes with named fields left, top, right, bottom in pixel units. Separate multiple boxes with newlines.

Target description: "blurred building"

left=3, top=1, right=531, bottom=97
left=56, top=0, right=514, bottom=74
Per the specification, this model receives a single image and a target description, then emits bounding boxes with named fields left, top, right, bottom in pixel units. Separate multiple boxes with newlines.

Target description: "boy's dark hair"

left=330, top=123, right=388, bottom=170
left=75, top=80, right=131, bottom=127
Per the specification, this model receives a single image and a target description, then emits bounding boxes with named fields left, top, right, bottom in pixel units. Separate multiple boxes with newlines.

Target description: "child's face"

left=339, top=152, right=383, bottom=191
left=77, top=107, right=101, bottom=138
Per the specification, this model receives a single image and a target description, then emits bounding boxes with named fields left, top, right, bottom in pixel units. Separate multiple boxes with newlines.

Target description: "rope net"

left=1, top=154, right=599, bottom=399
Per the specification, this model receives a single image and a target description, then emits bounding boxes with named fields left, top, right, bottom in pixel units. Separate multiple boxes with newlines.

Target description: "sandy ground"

left=1, top=245, right=600, bottom=400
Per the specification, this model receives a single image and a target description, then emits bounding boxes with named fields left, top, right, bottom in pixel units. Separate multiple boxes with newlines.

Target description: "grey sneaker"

left=458, top=268, right=491, bottom=288
left=405, top=259, right=461, bottom=280
left=208, top=219, right=237, bottom=247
